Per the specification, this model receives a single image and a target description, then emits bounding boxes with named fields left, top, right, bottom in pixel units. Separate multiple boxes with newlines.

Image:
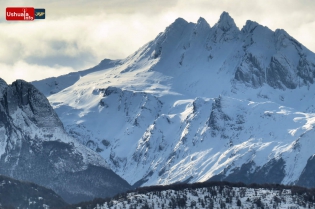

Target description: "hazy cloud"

left=1, top=0, right=315, bottom=83
left=0, top=61, right=74, bottom=85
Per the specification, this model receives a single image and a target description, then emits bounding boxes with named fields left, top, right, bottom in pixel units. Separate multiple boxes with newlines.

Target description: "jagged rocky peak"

left=215, top=11, right=238, bottom=32
left=167, top=17, right=189, bottom=31
left=274, top=28, right=290, bottom=38
left=196, top=17, right=210, bottom=28
left=193, top=17, right=211, bottom=35
left=274, top=29, right=288, bottom=44
left=274, top=28, right=303, bottom=49
left=0, top=78, right=7, bottom=88
left=3, top=79, right=63, bottom=128
left=0, top=78, right=7, bottom=97
left=241, top=20, right=260, bottom=34
left=151, top=17, right=191, bottom=59
left=210, top=11, right=240, bottom=42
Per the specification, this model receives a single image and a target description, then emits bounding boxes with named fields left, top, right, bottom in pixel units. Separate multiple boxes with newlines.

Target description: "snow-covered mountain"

left=33, top=12, right=315, bottom=189
left=0, top=78, right=131, bottom=203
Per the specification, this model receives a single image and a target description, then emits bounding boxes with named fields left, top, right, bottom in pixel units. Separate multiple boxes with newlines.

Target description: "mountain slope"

left=0, top=78, right=131, bottom=203
left=33, top=12, right=315, bottom=189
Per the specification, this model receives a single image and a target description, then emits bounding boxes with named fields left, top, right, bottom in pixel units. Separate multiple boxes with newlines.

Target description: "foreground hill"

left=32, top=12, right=315, bottom=188
left=0, top=174, right=67, bottom=209
left=67, top=182, right=315, bottom=209
left=0, top=78, right=131, bottom=203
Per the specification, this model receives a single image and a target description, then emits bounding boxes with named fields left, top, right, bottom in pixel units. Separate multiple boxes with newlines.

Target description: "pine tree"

left=237, top=199, right=242, bottom=207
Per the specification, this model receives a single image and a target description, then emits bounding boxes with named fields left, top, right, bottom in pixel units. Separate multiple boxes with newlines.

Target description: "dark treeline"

left=59, top=181, right=315, bottom=209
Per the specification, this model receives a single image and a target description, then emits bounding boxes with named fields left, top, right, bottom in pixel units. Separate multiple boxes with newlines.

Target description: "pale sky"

left=1, top=0, right=315, bottom=84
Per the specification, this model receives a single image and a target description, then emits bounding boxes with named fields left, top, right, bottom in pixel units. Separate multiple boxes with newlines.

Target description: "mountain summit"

left=33, top=12, right=315, bottom=189
left=215, top=11, right=238, bottom=32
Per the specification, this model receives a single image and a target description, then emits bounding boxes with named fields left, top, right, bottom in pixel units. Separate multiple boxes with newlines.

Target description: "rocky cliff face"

left=0, top=79, right=131, bottom=203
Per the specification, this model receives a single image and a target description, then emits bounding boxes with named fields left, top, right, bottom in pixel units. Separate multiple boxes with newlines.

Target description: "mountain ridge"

left=33, top=12, right=315, bottom=97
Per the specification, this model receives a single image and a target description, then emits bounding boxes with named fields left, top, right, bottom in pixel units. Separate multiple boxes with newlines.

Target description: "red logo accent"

left=6, top=7, right=34, bottom=21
